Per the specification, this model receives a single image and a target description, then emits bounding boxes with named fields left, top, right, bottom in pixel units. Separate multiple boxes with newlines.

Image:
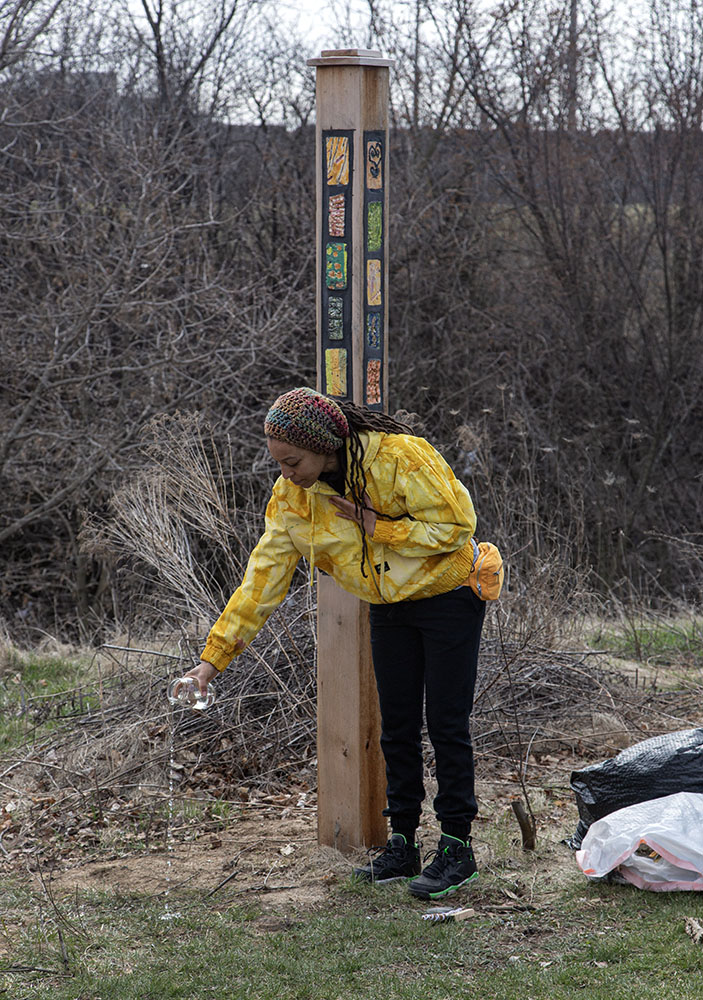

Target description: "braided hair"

left=335, top=401, right=415, bottom=587
left=264, top=388, right=416, bottom=592
left=336, top=400, right=412, bottom=514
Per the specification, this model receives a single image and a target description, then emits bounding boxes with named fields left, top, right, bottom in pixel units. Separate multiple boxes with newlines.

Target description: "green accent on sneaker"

left=421, top=871, right=479, bottom=899
left=408, top=833, right=478, bottom=900
left=438, top=833, right=465, bottom=847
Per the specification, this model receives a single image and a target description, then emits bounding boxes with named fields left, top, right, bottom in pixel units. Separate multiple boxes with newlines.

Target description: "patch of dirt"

left=43, top=805, right=334, bottom=907
left=2, top=766, right=584, bottom=917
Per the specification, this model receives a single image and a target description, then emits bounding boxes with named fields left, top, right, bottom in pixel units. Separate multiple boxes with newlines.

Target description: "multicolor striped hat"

left=264, top=387, right=349, bottom=455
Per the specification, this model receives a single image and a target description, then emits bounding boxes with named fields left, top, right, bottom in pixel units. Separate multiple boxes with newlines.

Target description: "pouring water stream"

left=161, top=677, right=217, bottom=920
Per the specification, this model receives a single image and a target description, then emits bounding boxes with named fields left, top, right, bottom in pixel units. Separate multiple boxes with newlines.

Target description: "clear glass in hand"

left=167, top=677, right=215, bottom=711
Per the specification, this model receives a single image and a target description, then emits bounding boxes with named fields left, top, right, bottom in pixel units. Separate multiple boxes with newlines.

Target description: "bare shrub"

left=82, top=412, right=263, bottom=629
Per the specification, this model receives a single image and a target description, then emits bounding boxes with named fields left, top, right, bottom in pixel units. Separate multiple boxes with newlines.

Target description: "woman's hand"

left=329, top=492, right=377, bottom=537
left=183, top=660, right=219, bottom=697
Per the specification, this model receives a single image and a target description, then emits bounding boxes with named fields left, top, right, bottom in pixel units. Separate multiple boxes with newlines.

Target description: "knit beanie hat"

left=264, top=387, right=349, bottom=455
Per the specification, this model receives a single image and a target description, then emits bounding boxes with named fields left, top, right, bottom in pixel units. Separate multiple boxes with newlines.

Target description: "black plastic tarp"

left=568, top=727, right=703, bottom=849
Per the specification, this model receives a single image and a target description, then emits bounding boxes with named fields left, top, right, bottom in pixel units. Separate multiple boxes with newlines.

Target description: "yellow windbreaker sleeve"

left=200, top=491, right=301, bottom=672
left=369, top=438, right=476, bottom=557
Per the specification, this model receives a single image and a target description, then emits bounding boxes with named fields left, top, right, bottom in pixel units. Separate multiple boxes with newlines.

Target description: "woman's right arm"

left=198, top=488, right=301, bottom=674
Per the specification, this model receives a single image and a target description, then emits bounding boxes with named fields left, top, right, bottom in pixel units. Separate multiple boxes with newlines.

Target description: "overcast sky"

left=276, top=0, right=374, bottom=49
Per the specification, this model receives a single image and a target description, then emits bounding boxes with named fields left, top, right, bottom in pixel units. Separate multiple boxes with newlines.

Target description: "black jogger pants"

left=369, top=586, right=486, bottom=832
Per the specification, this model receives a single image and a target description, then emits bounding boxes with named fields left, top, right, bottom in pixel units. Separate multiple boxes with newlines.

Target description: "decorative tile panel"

left=328, top=297, right=343, bottom=339
left=328, top=193, right=345, bottom=237
left=318, top=127, right=385, bottom=407
left=366, top=360, right=381, bottom=405
left=366, top=140, right=382, bottom=189
left=326, top=136, right=349, bottom=186
left=367, top=201, right=382, bottom=252
left=366, top=259, right=381, bottom=306
left=321, top=131, right=353, bottom=398
left=325, top=348, right=347, bottom=396
left=326, top=243, right=347, bottom=289
left=366, top=313, right=381, bottom=349
left=361, top=131, right=385, bottom=410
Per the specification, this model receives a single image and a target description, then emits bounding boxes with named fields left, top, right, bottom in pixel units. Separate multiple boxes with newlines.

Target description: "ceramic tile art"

left=366, top=360, right=381, bottom=405
left=367, top=259, right=381, bottom=306
left=326, top=243, right=347, bottom=289
left=328, top=297, right=343, bottom=339
left=366, top=313, right=381, bottom=349
left=367, top=201, right=382, bottom=252
left=319, top=128, right=385, bottom=406
left=326, top=136, right=349, bottom=186
left=328, top=193, right=345, bottom=237
left=366, top=140, right=382, bottom=189
left=325, top=348, right=347, bottom=396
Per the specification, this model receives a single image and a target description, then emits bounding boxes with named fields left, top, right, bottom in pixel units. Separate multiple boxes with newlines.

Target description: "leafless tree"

left=0, top=0, right=317, bottom=640
left=0, top=0, right=65, bottom=70
left=362, top=0, right=703, bottom=602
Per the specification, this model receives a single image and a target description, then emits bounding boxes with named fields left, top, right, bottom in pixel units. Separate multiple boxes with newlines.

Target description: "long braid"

left=338, top=401, right=414, bottom=437
left=336, top=401, right=415, bottom=588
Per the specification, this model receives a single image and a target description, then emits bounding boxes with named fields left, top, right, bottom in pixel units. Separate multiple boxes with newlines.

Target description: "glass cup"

left=167, top=676, right=216, bottom=711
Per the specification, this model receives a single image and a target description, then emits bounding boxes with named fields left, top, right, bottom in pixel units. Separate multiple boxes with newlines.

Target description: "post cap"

left=307, top=48, right=394, bottom=68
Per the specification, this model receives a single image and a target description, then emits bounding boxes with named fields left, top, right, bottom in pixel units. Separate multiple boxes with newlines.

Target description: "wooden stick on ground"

left=511, top=798, right=537, bottom=850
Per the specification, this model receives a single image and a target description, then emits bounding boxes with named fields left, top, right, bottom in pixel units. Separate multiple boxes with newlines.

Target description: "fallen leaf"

left=685, top=917, right=703, bottom=945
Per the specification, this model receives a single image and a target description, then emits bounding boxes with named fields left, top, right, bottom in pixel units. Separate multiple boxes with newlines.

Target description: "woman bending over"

left=186, top=387, right=486, bottom=901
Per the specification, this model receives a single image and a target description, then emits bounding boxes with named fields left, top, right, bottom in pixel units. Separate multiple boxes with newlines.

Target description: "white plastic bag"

left=576, top=791, right=703, bottom=891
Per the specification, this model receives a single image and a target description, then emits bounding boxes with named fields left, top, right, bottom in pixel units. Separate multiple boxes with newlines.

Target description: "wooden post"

left=308, top=48, right=393, bottom=853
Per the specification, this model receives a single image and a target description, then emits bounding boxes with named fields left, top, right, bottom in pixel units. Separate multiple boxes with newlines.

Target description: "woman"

left=186, top=387, right=486, bottom=901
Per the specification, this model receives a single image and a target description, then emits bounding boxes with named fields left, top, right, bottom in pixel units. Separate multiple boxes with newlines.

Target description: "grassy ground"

left=587, top=612, right=703, bottom=672
left=4, top=830, right=703, bottom=1000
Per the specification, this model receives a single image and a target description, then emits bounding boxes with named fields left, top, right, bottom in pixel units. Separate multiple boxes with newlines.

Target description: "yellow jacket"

left=201, top=431, right=477, bottom=671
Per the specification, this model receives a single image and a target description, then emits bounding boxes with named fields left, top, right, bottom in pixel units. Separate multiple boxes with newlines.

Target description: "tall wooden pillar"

left=308, top=48, right=393, bottom=852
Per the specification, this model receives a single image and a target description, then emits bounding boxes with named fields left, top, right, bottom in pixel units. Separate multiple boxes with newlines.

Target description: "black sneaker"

left=408, top=834, right=478, bottom=899
left=353, top=833, right=421, bottom=884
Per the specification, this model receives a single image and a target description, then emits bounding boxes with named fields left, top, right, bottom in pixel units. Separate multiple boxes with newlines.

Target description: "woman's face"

left=267, top=438, right=339, bottom=489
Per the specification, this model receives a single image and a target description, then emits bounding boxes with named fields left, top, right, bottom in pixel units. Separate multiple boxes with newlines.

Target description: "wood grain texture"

left=316, top=575, right=386, bottom=851
left=312, top=50, right=390, bottom=852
